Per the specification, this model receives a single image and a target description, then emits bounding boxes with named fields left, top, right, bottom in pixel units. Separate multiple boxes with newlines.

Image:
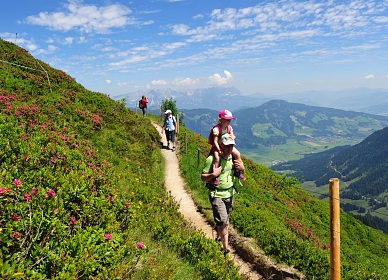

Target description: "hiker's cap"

left=221, top=133, right=235, bottom=146
left=219, top=109, right=236, bottom=120
left=165, top=109, right=172, bottom=114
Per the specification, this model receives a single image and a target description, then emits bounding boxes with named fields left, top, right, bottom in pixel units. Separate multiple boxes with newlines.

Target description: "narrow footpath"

left=154, top=123, right=262, bottom=280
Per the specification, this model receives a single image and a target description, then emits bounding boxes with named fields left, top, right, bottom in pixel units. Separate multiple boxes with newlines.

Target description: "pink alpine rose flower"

left=136, top=242, right=145, bottom=249
left=45, top=189, right=56, bottom=197
left=104, top=233, right=112, bottom=241
left=11, top=214, right=20, bottom=221
left=12, top=179, right=22, bottom=187
left=69, top=217, right=77, bottom=225
left=24, top=193, right=32, bottom=202
left=32, top=187, right=40, bottom=195
left=12, top=231, right=21, bottom=241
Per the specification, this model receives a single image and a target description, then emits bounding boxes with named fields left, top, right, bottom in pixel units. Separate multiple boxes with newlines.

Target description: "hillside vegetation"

left=1, top=38, right=388, bottom=280
left=0, top=39, right=242, bottom=279
left=178, top=126, right=388, bottom=279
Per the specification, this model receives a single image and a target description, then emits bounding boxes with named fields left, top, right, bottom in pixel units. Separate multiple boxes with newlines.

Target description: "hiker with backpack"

left=162, top=109, right=176, bottom=151
left=201, top=133, right=245, bottom=256
left=208, top=109, right=245, bottom=186
left=139, top=96, right=148, bottom=117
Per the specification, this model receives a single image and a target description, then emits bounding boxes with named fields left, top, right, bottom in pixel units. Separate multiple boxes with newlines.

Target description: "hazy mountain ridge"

left=117, top=87, right=388, bottom=116
left=117, top=86, right=267, bottom=111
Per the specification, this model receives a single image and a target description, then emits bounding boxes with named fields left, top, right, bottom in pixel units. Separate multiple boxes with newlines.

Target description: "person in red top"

left=140, top=96, right=148, bottom=117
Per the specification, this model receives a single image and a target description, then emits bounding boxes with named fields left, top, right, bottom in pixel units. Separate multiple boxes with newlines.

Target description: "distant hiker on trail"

left=139, top=96, right=148, bottom=117
left=201, top=133, right=245, bottom=256
left=162, top=109, right=176, bottom=151
left=208, top=109, right=245, bottom=186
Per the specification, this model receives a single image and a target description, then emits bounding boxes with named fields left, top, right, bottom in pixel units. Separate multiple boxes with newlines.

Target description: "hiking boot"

left=222, top=248, right=234, bottom=263
left=215, top=237, right=221, bottom=242
left=172, top=146, right=176, bottom=151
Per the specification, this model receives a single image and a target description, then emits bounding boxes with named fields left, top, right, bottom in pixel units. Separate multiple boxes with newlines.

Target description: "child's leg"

left=232, top=147, right=245, bottom=179
left=214, top=151, right=220, bottom=168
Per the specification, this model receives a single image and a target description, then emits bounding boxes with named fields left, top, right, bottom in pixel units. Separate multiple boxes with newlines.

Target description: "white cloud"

left=47, top=45, right=57, bottom=52
left=117, top=82, right=129, bottom=88
left=106, top=80, right=111, bottom=84
left=173, top=77, right=199, bottom=86
left=151, top=80, right=168, bottom=85
left=209, top=70, right=233, bottom=85
left=365, top=74, right=375, bottom=79
left=193, top=14, right=204, bottom=20
left=64, top=37, right=74, bottom=45
left=24, top=0, right=138, bottom=34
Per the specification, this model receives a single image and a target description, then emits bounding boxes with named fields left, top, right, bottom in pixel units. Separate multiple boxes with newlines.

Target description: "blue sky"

left=1, top=0, right=387, bottom=97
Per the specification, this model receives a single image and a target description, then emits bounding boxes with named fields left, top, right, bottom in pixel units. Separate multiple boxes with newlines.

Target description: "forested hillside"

left=272, top=127, right=388, bottom=233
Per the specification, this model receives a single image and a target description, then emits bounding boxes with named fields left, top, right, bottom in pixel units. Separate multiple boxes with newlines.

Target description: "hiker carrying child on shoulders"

left=208, top=109, right=245, bottom=186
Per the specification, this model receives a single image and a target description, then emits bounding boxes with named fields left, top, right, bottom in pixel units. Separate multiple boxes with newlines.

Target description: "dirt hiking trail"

left=154, top=123, right=302, bottom=280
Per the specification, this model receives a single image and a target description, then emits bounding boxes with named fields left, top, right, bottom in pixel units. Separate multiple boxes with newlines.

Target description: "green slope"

left=178, top=125, right=388, bottom=279
left=0, top=38, right=242, bottom=279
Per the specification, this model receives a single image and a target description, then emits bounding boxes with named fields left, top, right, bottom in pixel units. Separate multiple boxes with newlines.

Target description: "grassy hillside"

left=0, top=39, right=242, bottom=279
left=177, top=126, right=388, bottom=279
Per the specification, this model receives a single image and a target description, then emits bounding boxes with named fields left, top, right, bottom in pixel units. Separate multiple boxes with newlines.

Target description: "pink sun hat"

left=219, top=109, right=236, bottom=120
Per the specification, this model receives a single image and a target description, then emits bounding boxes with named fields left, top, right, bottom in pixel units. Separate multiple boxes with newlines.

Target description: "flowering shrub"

left=0, top=38, right=241, bottom=279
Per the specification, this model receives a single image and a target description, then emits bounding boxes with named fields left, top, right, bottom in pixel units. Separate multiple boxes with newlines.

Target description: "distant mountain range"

left=116, top=86, right=388, bottom=116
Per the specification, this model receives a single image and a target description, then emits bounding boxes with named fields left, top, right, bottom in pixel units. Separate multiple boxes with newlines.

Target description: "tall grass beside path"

left=176, top=125, right=388, bottom=280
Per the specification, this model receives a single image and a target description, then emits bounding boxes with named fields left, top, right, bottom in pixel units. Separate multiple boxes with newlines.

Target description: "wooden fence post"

left=329, top=178, right=341, bottom=280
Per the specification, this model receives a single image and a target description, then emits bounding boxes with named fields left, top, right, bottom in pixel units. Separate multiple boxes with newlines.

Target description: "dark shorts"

left=210, top=196, right=234, bottom=226
left=165, top=129, right=175, bottom=142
